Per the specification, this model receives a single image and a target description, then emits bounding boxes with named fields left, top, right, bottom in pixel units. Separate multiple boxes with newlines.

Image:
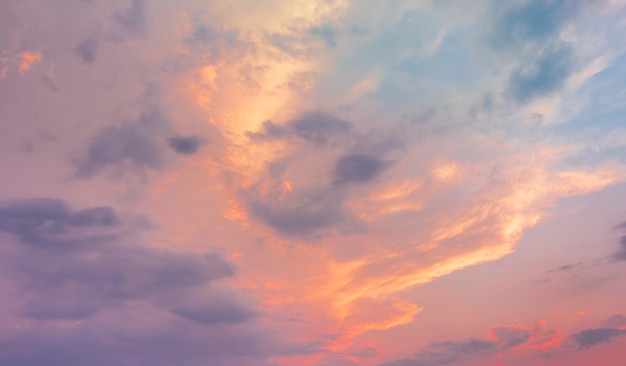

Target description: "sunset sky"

left=1, top=0, right=626, bottom=365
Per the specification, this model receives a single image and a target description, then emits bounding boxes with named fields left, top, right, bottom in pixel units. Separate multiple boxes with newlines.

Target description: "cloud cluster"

left=2, top=0, right=626, bottom=365
left=0, top=198, right=313, bottom=365
left=383, top=315, right=626, bottom=366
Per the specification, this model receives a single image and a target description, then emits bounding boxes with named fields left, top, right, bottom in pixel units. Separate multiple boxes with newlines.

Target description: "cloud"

left=332, top=153, right=390, bottom=186
left=508, top=42, right=573, bottom=103
left=75, top=108, right=169, bottom=178
left=0, top=198, right=121, bottom=251
left=0, top=198, right=235, bottom=319
left=168, top=135, right=205, bottom=155
left=172, top=299, right=254, bottom=325
left=490, top=0, right=582, bottom=49
left=489, top=326, right=532, bottom=349
left=381, top=323, right=551, bottom=366
left=17, top=51, right=42, bottom=74
left=247, top=112, right=352, bottom=146
left=548, top=262, right=583, bottom=273
left=602, top=314, right=626, bottom=328
left=569, top=328, right=626, bottom=350
left=611, top=235, right=626, bottom=261
left=244, top=188, right=360, bottom=239
left=74, top=35, right=100, bottom=64
left=116, top=0, right=147, bottom=30
left=381, top=339, right=497, bottom=366
left=0, top=198, right=313, bottom=365
left=310, top=26, right=340, bottom=48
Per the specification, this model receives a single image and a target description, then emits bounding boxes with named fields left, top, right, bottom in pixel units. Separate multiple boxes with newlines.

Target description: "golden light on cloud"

left=4, top=2, right=626, bottom=366
left=17, top=51, right=41, bottom=75
left=432, top=162, right=462, bottom=182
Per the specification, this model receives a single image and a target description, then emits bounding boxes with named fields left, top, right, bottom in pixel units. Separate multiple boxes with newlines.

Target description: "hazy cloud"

left=508, top=42, right=573, bottom=103
left=74, top=35, right=100, bottom=64
left=548, top=262, right=583, bottom=273
left=602, top=314, right=626, bottom=329
left=490, top=0, right=581, bottom=49
left=116, top=0, right=147, bottom=30
left=610, top=235, right=626, bottom=261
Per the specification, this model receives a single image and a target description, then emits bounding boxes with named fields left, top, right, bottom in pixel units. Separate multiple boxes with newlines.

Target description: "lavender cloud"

left=0, top=198, right=314, bottom=365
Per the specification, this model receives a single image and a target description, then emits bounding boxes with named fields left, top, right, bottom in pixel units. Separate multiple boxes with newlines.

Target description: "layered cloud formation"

left=1, top=0, right=626, bottom=365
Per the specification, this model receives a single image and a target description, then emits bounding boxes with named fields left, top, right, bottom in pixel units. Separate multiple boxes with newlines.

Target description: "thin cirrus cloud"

left=2, top=0, right=626, bottom=365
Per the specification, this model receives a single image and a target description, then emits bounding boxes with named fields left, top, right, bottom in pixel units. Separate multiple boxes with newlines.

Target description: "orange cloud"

left=17, top=51, right=42, bottom=75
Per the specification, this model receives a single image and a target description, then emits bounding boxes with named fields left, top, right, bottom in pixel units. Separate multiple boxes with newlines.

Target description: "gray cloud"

left=310, top=26, right=340, bottom=48
left=508, top=42, right=573, bottom=103
left=185, top=24, right=239, bottom=46
left=489, top=327, right=532, bottom=349
left=247, top=112, right=352, bottom=146
left=0, top=198, right=314, bottom=365
left=0, top=198, right=235, bottom=319
left=243, top=113, right=391, bottom=239
left=244, top=188, right=359, bottom=239
left=75, top=108, right=168, bottom=178
left=172, top=295, right=255, bottom=325
left=615, top=221, right=626, bottom=230
left=380, top=324, right=540, bottom=366
left=610, top=235, right=626, bottom=262
left=0, top=317, right=314, bottom=366
left=548, top=262, right=582, bottom=273
left=116, top=0, right=147, bottom=30
left=602, top=314, right=626, bottom=329
left=381, top=339, right=497, bottom=366
left=181, top=23, right=242, bottom=63
left=168, top=135, right=205, bottom=155
left=569, top=328, right=626, bottom=350
left=74, top=35, right=100, bottom=64
left=0, top=198, right=120, bottom=252
left=332, top=153, right=390, bottom=186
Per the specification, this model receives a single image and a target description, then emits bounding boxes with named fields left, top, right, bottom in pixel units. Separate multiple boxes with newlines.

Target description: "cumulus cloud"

left=168, top=135, right=205, bottom=155
left=0, top=198, right=314, bottom=365
left=0, top=198, right=121, bottom=251
left=247, top=112, right=352, bottom=146
left=569, top=328, right=626, bottom=350
left=75, top=108, right=169, bottom=178
left=3, top=0, right=626, bottom=365
left=332, top=153, right=390, bottom=186
left=244, top=188, right=360, bottom=239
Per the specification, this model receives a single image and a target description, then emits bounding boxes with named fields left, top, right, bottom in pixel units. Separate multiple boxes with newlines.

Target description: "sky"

left=1, top=0, right=626, bottom=365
